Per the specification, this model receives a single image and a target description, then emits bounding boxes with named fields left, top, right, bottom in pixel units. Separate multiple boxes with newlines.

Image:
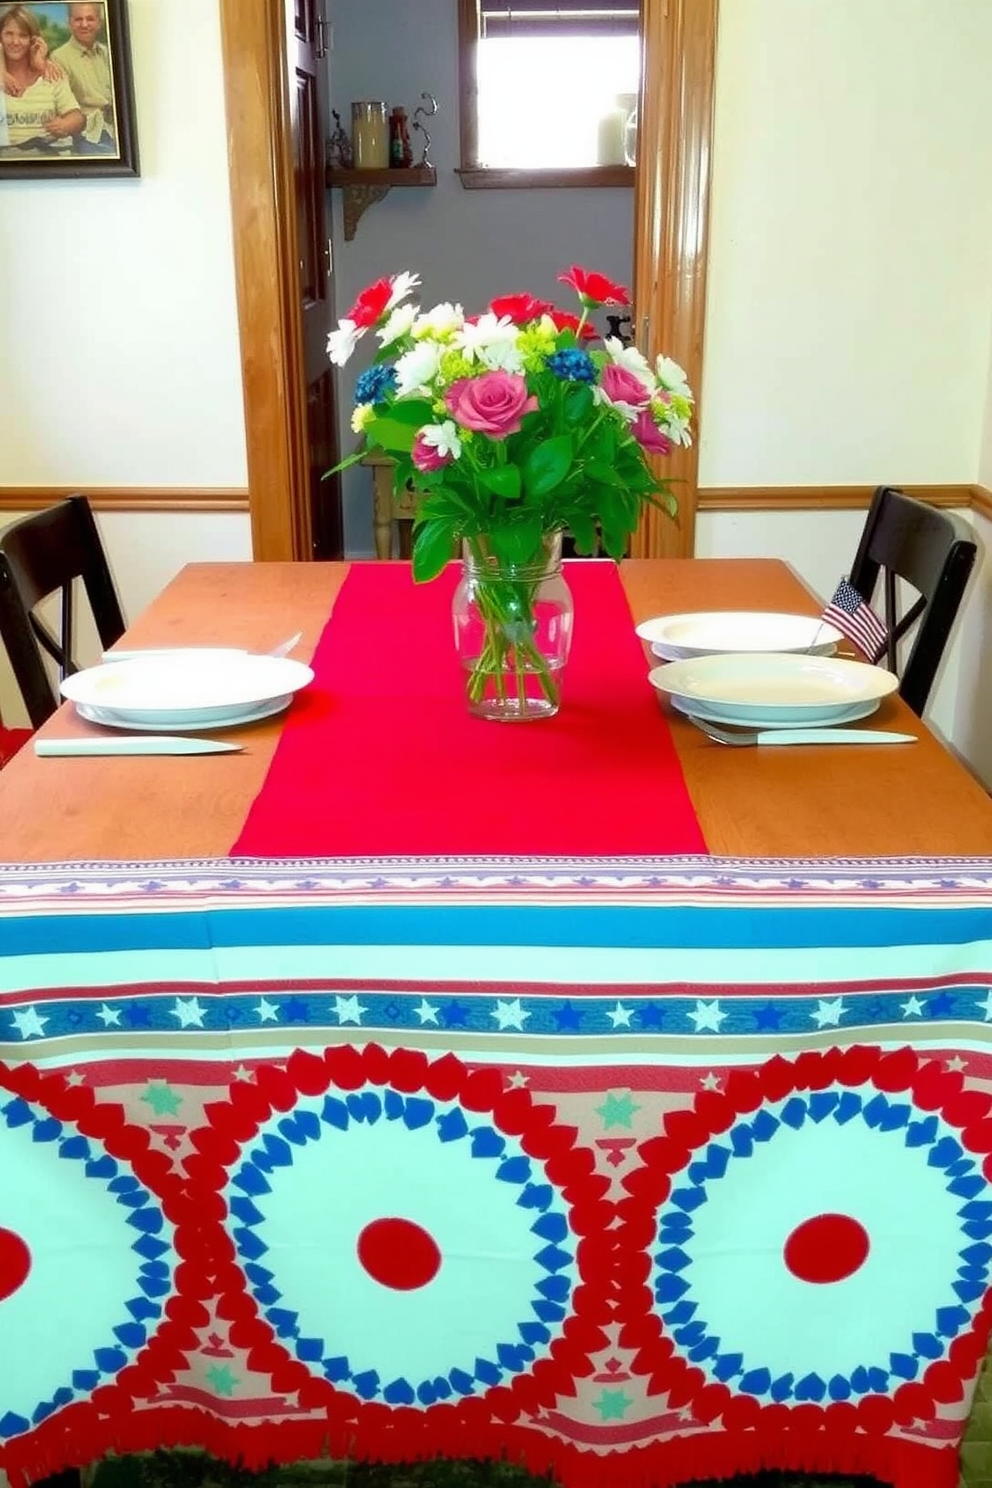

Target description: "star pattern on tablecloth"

left=810, top=996, right=846, bottom=1028
left=171, top=996, right=207, bottom=1029
left=141, top=1081, right=183, bottom=1116
left=491, top=998, right=529, bottom=1030
left=687, top=999, right=725, bottom=1033
left=10, top=1006, right=48, bottom=1039
left=607, top=1002, right=634, bottom=1028
left=96, top=1003, right=122, bottom=1027
left=596, top=1090, right=640, bottom=1129
left=333, top=994, right=366, bottom=1025
left=901, top=994, right=927, bottom=1018
left=205, top=1364, right=239, bottom=1397
left=592, top=1387, right=634, bottom=1420
left=414, top=998, right=440, bottom=1025
left=254, top=998, right=280, bottom=1023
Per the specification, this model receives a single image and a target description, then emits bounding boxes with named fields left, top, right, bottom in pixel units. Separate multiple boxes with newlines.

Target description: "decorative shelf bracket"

left=326, top=165, right=438, bottom=241
left=342, top=181, right=391, bottom=240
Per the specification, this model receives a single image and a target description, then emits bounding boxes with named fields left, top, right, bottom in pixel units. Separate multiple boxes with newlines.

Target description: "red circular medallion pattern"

left=356, top=1216, right=442, bottom=1291
left=783, top=1212, right=870, bottom=1284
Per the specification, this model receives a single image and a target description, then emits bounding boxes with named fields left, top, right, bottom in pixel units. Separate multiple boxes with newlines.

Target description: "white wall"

left=0, top=0, right=248, bottom=489
left=701, top=0, right=992, bottom=488
left=327, top=0, right=636, bottom=555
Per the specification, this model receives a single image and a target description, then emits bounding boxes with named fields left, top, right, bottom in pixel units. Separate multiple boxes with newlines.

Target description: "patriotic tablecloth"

left=3, top=853, right=992, bottom=1488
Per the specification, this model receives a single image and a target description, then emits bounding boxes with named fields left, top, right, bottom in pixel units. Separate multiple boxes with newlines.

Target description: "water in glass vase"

left=452, top=533, right=574, bottom=721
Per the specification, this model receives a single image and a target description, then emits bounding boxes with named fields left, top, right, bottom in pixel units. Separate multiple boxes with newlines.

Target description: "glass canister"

left=351, top=101, right=389, bottom=169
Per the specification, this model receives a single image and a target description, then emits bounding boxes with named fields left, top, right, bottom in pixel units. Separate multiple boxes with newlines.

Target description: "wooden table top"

left=2, top=557, right=992, bottom=863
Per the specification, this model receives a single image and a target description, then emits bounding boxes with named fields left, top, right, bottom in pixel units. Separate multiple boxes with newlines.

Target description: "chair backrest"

left=0, top=495, right=126, bottom=728
left=849, top=485, right=977, bottom=716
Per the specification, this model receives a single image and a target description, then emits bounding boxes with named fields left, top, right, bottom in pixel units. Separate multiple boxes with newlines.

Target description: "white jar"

left=352, top=101, right=389, bottom=169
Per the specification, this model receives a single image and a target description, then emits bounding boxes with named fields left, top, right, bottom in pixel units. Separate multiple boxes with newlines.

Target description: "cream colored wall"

left=701, top=0, right=992, bottom=487
left=0, top=0, right=248, bottom=488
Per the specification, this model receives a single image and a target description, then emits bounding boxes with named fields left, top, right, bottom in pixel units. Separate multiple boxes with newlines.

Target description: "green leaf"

left=412, top=515, right=459, bottom=581
left=563, top=384, right=594, bottom=425
left=491, top=518, right=544, bottom=566
left=478, top=464, right=522, bottom=501
left=567, top=513, right=597, bottom=554
left=584, top=459, right=622, bottom=487
left=365, top=415, right=418, bottom=453
left=384, top=399, right=434, bottom=427
left=322, top=448, right=367, bottom=478
left=523, top=434, right=573, bottom=498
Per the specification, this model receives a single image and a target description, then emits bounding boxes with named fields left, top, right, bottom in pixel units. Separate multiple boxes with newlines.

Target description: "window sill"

left=456, top=165, right=634, bottom=190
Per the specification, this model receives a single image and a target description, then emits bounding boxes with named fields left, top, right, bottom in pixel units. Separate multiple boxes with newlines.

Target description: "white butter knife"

left=35, top=737, right=243, bottom=757
left=689, top=717, right=916, bottom=747
left=753, top=729, right=916, bottom=746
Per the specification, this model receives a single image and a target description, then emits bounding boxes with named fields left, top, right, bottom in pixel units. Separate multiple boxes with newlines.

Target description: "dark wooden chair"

left=0, top=495, right=126, bottom=729
left=849, top=485, right=977, bottom=717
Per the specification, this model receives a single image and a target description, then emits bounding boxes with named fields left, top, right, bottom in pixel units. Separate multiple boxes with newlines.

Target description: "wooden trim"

left=456, top=166, right=635, bottom=189
left=457, top=0, right=481, bottom=169
left=219, top=0, right=311, bottom=562
left=970, top=484, right=992, bottom=522
left=630, top=0, right=717, bottom=559
left=697, top=484, right=974, bottom=513
left=0, top=488, right=250, bottom=514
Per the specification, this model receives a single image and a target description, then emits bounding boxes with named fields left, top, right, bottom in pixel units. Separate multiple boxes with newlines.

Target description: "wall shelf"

left=325, top=164, right=437, bottom=240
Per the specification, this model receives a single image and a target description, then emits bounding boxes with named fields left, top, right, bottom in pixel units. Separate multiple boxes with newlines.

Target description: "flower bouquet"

left=328, top=266, right=693, bottom=719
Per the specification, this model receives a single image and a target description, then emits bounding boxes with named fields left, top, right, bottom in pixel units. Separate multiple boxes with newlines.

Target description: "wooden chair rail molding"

left=0, top=483, right=987, bottom=521
left=0, top=488, right=250, bottom=514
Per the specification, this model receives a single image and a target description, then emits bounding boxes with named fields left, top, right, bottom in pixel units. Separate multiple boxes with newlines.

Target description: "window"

left=457, top=0, right=641, bottom=185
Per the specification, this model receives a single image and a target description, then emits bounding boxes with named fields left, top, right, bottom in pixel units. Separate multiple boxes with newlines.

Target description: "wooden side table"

left=363, top=454, right=419, bottom=560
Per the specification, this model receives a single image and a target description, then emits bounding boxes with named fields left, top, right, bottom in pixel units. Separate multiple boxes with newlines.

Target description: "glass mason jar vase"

left=452, top=532, right=574, bottom=721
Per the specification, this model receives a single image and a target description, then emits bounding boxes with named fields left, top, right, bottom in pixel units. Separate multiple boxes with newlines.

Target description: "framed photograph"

left=0, top=0, right=138, bottom=178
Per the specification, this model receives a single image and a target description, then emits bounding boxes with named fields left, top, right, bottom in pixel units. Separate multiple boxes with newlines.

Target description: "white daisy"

left=386, top=270, right=422, bottom=311
left=413, top=301, right=465, bottom=340
left=377, top=303, right=418, bottom=348
left=394, top=340, right=444, bottom=397
left=456, top=313, right=524, bottom=373
left=655, top=354, right=692, bottom=399
left=420, top=420, right=463, bottom=460
left=327, top=319, right=362, bottom=366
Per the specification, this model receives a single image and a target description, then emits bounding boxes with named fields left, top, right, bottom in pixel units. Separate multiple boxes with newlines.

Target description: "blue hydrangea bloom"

left=546, top=348, right=596, bottom=383
left=354, top=363, right=397, bottom=406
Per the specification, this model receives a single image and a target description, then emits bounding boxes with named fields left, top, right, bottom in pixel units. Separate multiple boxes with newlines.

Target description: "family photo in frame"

left=0, top=0, right=138, bottom=177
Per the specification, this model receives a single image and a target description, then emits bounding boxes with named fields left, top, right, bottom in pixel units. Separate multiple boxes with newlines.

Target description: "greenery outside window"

left=457, top=0, right=641, bottom=187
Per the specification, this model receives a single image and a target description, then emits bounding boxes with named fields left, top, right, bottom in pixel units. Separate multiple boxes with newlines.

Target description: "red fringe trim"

left=0, top=1405, right=964, bottom=1488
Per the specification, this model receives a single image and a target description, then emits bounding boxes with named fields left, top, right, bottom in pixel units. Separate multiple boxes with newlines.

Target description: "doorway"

left=218, top=0, right=716, bottom=563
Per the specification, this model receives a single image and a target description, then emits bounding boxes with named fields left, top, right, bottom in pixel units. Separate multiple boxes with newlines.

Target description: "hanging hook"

left=411, top=91, right=438, bottom=169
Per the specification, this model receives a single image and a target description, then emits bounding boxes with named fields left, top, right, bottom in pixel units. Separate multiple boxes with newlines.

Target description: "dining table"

left=2, top=555, right=992, bottom=1488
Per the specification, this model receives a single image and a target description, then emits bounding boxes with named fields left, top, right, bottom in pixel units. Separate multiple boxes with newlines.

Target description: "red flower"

left=547, top=309, right=599, bottom=343
left=558, top=265, right=630, bottom=309
left=345, top=277, right=393, bottom=329
left=489, top=293, right=554, bottom=323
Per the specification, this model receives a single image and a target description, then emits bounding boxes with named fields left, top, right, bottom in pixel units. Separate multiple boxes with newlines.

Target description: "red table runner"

left=231, top=561, right=707, bottom=859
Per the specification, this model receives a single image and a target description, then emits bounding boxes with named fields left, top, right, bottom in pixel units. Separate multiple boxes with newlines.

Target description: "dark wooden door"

left=286, top=0, right=343, bottom=559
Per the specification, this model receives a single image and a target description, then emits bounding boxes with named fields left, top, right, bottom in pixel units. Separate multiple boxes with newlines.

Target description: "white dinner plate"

left=76, top=695, right=293, bottom=733
left=669, top=693, right=880, bottom=730
left=649, top=652, right=898, bottom=724
left=61, top=653, right=313, bottom=727
left=637, top=611, right=843, bottom=660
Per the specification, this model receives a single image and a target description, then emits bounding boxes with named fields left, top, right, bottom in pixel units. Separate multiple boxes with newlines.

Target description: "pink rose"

left=445, top=371, right=537, bottom=439
left=632, top=409, right=674, bottom=456
left=600, top=364, right=651, bottom=409
left=411, top=433, right=454, bottom=472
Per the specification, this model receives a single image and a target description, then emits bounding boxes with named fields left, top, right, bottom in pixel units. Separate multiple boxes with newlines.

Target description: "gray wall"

left=327, top=0, right=636, bottom=555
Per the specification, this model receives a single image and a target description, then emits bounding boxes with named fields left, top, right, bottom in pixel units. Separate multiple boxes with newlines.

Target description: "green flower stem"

left=466, top=573, right=559, bottom=709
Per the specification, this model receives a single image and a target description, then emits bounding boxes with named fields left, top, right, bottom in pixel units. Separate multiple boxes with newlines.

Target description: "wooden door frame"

left=220, top=0, right=717, bottom=561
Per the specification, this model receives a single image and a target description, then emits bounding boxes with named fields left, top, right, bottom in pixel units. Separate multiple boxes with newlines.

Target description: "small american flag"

left=821, top=578, right=888, bottom=662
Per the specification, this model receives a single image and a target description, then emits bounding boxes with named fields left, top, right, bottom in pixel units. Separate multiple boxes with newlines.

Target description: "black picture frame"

left=0, top=0, right=138, bottom=179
